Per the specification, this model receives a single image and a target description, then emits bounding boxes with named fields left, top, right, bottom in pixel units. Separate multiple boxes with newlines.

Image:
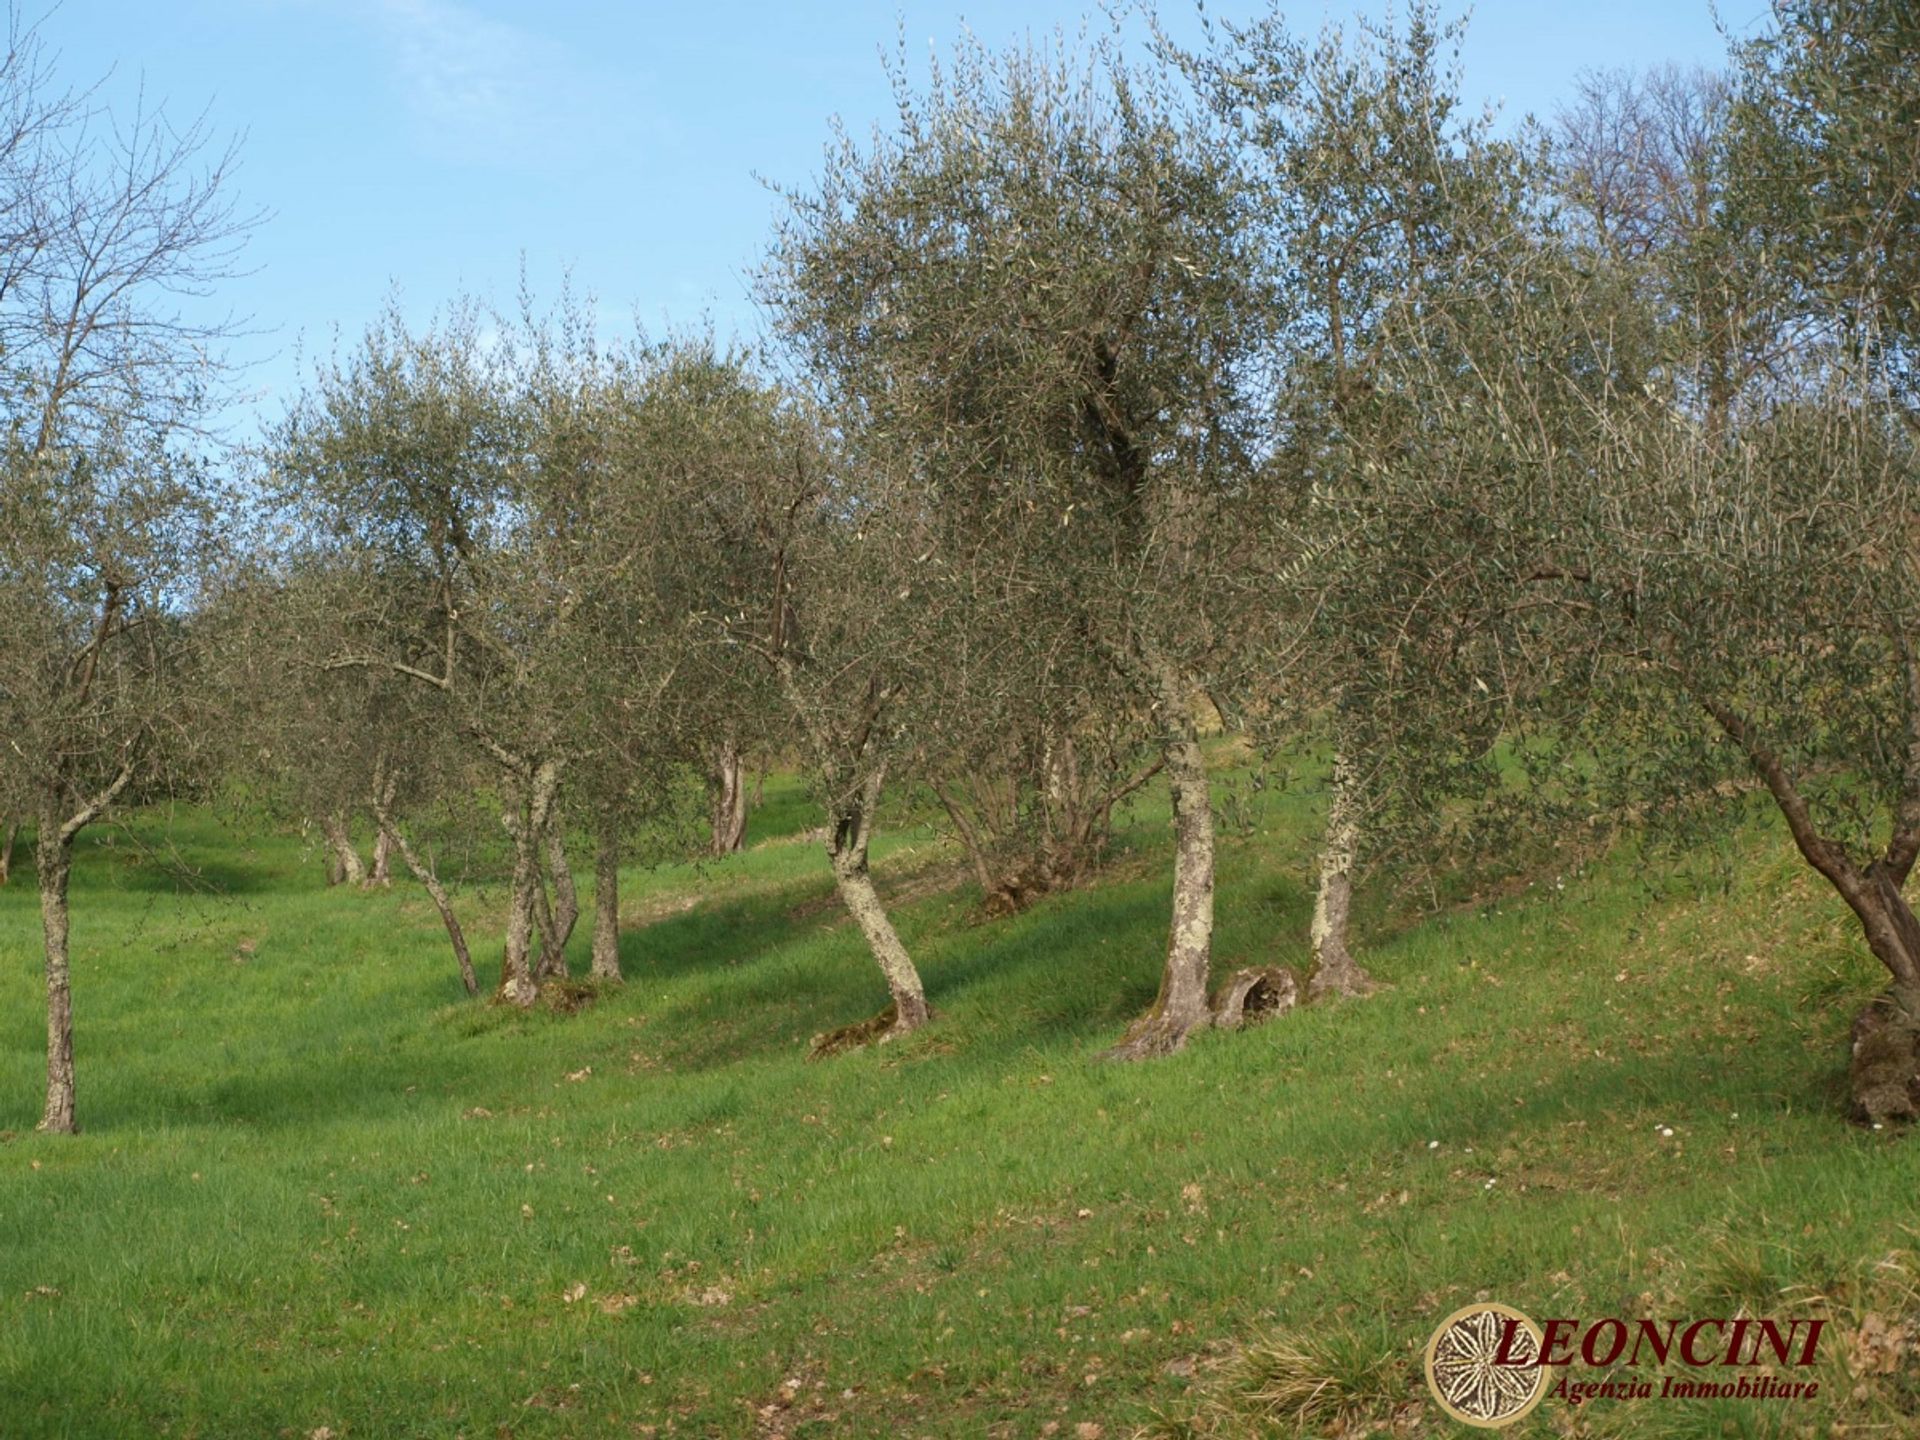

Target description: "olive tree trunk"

left=498, top=759, right=562, bottom=1007
left=710, top=739, right=749, bottom=855
left=362, top=766, right=398, bottom=888
left=534, top=815, right=579, bottom=980
left=1308, top=751, right=1378, bottom=999
left=827, top=763, right=929, bottom=1035
left=36, top=764, right=134, bottom=1134
left=591, top=827, right=621, bottom=981
left=320, top=812, right=365, bottom=888
left=366, top=827, right=394, bottom=887
left=1107, top=663, right=1216, bottom=1060
left=37, top=813, right=77, bottom=1134
left=0, top=820, right=16, bottom=885
left=372, top=797, right=478, bottom=997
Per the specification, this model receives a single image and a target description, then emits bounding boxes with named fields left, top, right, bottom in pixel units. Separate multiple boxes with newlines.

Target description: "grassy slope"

left=0, top=770, right=1915, bottom=1439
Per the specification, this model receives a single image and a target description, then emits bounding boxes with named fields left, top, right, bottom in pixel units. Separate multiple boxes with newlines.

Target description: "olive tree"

left=763, top=34, right=1277, bottom=1057
left=1316, top=0, right=1920, bottom=1120
left=1166, top=2, right=1527, bottom=996
left=0, top=8, right=252, bottom=1133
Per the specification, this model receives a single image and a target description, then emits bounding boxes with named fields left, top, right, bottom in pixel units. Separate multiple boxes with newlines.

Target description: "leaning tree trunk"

left=591, top=827, right=622, bottom=982
left=1308, top=751, right=1378, bottom=1000
left=710, top=739, right=749, bottom=855
left=320, top=812, right=365, bottom=889
left=36, top=807, right=77, bottom=1134
left=372, top=798, right=477, bottom=996
left=1107, top=663, right=1216, bottom=1060
left=0, top=819, right=16, bottom=885
left=827, top=764, right=929, bottom=1036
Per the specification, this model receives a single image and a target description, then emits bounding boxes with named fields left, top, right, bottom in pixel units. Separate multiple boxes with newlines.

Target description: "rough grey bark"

left=1308, top=751, right=1379, bottom=999
left=372, top=796, right=477, bottom=996
left=366, top=827, right=394, bottom=888
left=591, top=828, right=621, bottom=981
left=534, top=816, right=579, bottom=980
left=363, top=766, right=398, bottom=889
left=710, top=739, right=749, bottom=855
left=0, top=820, right=15, bottom=885
left=36, top=764, right=133, bottom=1134
left=321, top=812, right=366, bottom=888
left=497, top=759, right=562, bottom=1007
left=826, top=764, right=929, bottom=1036
left=1108, top=665, right=1216, bottom=1059
left=37, top=809, right=76, bottom=1135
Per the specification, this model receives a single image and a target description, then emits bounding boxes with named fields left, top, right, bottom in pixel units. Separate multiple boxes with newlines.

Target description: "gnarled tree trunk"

left=1108, top=662, right=1216, bottom=1060
left=827, top=763, right=929, bottom=1036
left=366, top=828, right=394, bottom=887
left=497, top=760, right=562, bottom=1007
left=321, top=812, right=365, bottom=888
left=37, top=807, right=77, bottom=1134
left=363, top=765, right=398, bottom=888
left=1308, top=751, right=1378, bottom=999
left=710, top=739, right=749, bottom=855
left=535, top=814, right=578, bottom=980
left=0, top=820, right=16, bottom=885
left=36, top=763, right=133, bottom=1134
left=591, top=826, right=621, bottom=981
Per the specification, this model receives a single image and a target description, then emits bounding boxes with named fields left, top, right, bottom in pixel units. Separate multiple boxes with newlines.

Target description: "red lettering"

left=1680, top=1319, right=1726, bottom=1365
left=1539, top=1319, right=1579, bottom=1366
left=1581, top=1319, right=1628, bottom=1367
left=1629, top=1319, right=1676, bottom=1365
left=1722, top=1317, right=1753, bottom=1365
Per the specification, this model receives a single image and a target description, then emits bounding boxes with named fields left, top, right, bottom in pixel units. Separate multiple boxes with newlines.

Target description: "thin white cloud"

left=361, top=0, right=618, bottom=168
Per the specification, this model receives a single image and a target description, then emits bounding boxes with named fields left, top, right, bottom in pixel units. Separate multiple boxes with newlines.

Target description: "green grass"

left=1, top=769, right=1916, bottom=1438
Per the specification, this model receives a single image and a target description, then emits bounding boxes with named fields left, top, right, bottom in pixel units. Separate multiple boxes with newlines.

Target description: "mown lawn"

left=0, top=767, right=1915, bottom=1438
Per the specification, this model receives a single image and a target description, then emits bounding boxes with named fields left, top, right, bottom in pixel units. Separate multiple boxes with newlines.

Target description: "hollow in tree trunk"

left=826, top=764, right=929, bottom=1036
left=1308, top=751, right=1378, bottom=1000
left=321, top=812, right=365, bottom=888
left=1107, top=664, right=1216, bottom=1060
left=591, top=827, right=621, bottom=981
left=711, top=739, right=749, bottom=855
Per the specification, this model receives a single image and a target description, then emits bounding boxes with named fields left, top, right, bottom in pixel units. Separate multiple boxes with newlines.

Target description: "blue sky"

left=43, top=0, right=1769, bottom=433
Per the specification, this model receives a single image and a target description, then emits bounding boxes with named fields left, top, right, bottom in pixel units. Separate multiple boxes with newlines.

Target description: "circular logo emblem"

left=1424, top=1302, right=1549, bottom=1429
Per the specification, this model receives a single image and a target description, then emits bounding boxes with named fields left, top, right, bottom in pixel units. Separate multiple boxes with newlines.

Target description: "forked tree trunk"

left=535, top=817, right=578, bottom=980
left=710, top=739, right=749, bottom=855
left=827, top=764, right=929, bottom=1036
left=321, top=812, right=365, bottom=888
left=372, top=799, right=477, bottom=996
left=591, top=827, right=621, bottom=982
left=1308, top=751, right=1378, bottom=1000
left=1107, top=664, right=1216, bottom=1060
left=0, top=820, right=16, bottom=885
left=366, top=827, right=394, bottom=888
left=37, top=811, right=77, bottom=1134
